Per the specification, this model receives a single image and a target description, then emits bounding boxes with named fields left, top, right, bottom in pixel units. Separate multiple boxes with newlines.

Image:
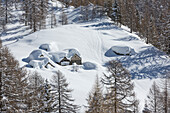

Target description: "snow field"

left=6, top=22, right=169, bottom=112
left=1, top=1, right=169, bottom=112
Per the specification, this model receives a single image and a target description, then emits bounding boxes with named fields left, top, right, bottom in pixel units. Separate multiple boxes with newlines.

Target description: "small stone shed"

left=59, top=54, right=82, bottom=66
left=70, top=54, right=82, bottom=65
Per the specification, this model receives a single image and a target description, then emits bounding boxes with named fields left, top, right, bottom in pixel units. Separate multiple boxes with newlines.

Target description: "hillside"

left=1, top=1, right=170, bottom=112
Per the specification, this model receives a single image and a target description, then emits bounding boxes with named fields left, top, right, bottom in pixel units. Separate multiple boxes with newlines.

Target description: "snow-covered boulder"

left=39, top=43, right=59, bottom=52
left=83, top=62, right=97, bottom=70
left=39, top=44, right=52, bottom=51
left=50, top=52, right=67, bottom=63
left=105, top=46, right=136, bottom=57
left=65, top=48, right=81, bottom=58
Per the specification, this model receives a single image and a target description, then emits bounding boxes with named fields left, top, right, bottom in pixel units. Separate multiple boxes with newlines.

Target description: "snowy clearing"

left=1, top=1, right=170, bottom=112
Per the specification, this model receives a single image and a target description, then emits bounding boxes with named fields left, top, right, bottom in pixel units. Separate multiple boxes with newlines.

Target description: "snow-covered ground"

left=1, top=1, right=170, bottom=112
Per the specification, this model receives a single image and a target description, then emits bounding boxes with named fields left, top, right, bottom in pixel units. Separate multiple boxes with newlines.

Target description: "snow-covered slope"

left=4, top=21, right=169, bottom=112
left=7, top=22, right=170, bottom=78
left=1, top=1, right=170, bottom=112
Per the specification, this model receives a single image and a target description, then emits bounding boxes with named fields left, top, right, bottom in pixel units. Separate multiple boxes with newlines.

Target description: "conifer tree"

left=112, top=0, right=121, bottom=26
left=105, top=0, right=113, bottom=19
left=0, top=0, right=6, bottom=32
left=83, top=0, right=89, bottom=21
left=86, top=75, right=103, bottom=113
left=22, top=0, right=30, bottom=26
left=159, top=76, right=170, bottom=113
left=147, top=81, right=162, bottom=113
left=1, top=47, right=20, bottom=112
left=27, top=71, right=44, bottom=112
left=132, top=93, right=140, bottom=113
left=101, top=60, right=137, bottom=113
left=0, top=39, right=2, bottom=112
left=0, top=45, right=30, bottom=112
left=51, top=71, right=79, bottom=113
left=3, top=0, right=13, bottom=24
left=22, top=0, right=48, bottom=32
left=42, top=79, right=55, bottom=112
left=39, top=0, right=49, bottom=29
left=60, top=6, right=68, bottom=25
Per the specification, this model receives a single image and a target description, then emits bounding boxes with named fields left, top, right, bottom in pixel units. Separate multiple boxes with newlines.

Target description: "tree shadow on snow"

left=118, top=47, right=170, bottom=79
left=84, top=22, right=123, bottom=31
left=2, top=25, right=31, bottom=45
left=113, top=36, right=139, bottom=41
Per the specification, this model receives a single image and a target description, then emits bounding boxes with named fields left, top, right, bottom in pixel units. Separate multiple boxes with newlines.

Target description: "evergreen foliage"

left=27, top=71, right=44, bottom=112
left=0, top=41, right=29, bottom=112
left=86, top=75, right=103, bottom=113
left=147, top=81, right=162, bottom=113
left=42, top=79, right=55, bottom=112
left=51, top=71, right=79, bottom=113
left=101, top=60, right=137, bottom=113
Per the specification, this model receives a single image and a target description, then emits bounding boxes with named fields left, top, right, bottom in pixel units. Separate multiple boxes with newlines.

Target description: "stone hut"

left=70, top=54, right=82, bottom=65
left=60, top=57, right=70, bottom=66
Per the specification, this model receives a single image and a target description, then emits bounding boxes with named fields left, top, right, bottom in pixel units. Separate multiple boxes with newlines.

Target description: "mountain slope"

left=4, top=20, right=169, bottom=112
left=1, top=2, right=170, bottom=112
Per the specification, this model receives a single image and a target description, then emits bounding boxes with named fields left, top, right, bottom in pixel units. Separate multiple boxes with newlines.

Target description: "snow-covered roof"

left=50, top=51, right=67, bottom=63
left=105, top=46, right=136, bottom=57
left=27, top=49, right=51, bottom=62
left=64, top=48, right=81, bottom=58
left=111, top=46, right=136, bottom=55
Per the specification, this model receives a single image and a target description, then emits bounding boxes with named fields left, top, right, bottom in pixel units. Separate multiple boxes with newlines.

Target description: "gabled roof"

left=60, top=57, right=70, bottom=62
left=71, top=54, right=81, bottom=60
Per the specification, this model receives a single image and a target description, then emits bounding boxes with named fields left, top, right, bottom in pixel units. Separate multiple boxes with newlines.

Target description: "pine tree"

left=132, top=93, right=140, bottom=113
left=42, top=79, right=55, bottom=112
left=0, top=39, right=2, bottom=112
left=105, top=0, right=113, bottom=19
left=8, top=68, right=29, bottom=112
left=0, top=0, right=6, bottom=32
left=147, top=81, right=162, bottom=113
left=101, top=60, right=136, bottom=113
left=31, top=0, right=41, bottom=32
left=0, top=46, right=9, bottom=112
left=86, top=75, right=103, bottom=113
left=22, top=0, right=30, bottom=26
left=0, top=45, right=30, bottom=112
left=128, top=0, right=136, bottom=33
left=3, top=0, right=13, bottom=24
left=27, top=71, right=44, bottom=112
left=50, top=10, right=57, bottom=28
left=39, top=0, right=49, bottom=29
left=22, top=0, right=48, bottom=32
left=51, top=71, right=79, bottom=113
left=83, top=0, right=89, bottom=21
left=60, top=6, right=68, bottom=25
left=159, top=76, right=170, bottom=113
left=1, top=47, right=20, bottom=112
left=112, top=0, right=121, bottom=26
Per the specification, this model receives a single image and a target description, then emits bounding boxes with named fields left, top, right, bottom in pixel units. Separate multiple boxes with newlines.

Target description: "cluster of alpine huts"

left=24, top=43, right=82, bottom=69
